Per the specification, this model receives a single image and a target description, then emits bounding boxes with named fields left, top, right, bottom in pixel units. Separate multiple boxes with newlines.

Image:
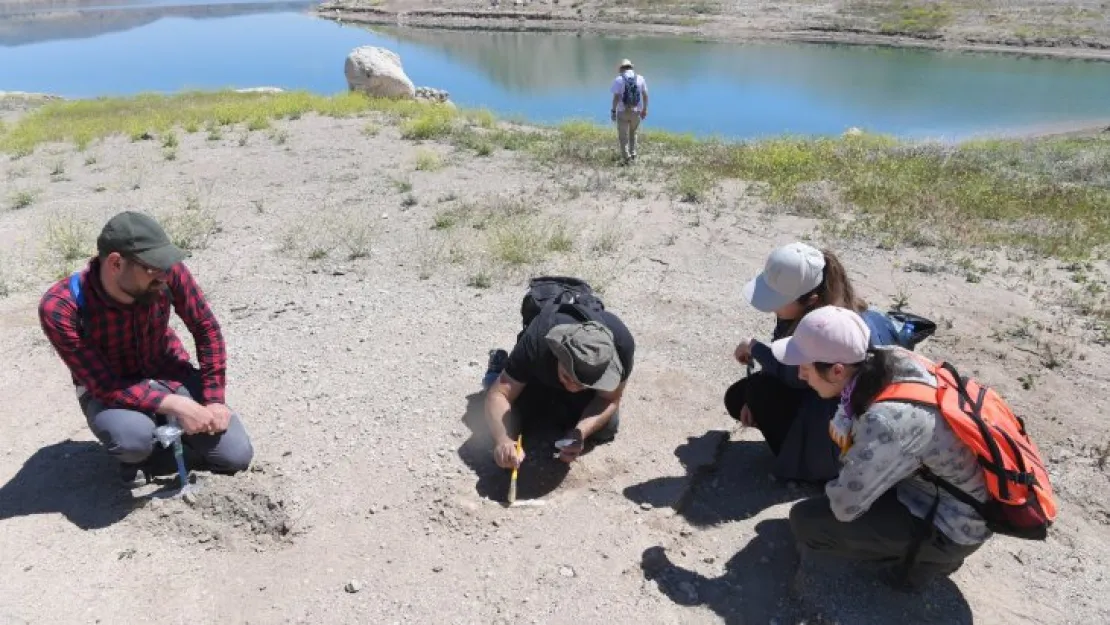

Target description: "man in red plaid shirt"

left=38, top=211, right=253, bottom=483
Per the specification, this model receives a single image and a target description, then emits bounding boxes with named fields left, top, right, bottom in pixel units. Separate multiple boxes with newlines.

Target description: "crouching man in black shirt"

left=483, top=302, right=635, bottom=469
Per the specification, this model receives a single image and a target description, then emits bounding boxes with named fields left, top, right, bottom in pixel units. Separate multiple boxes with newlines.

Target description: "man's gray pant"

left=78, top=373, right=254, bottom=474
left=789, top=491, right=983, bottom=585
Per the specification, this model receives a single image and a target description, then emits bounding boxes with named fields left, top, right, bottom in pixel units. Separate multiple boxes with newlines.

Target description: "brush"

left=507, top=434, right=522, bottom=504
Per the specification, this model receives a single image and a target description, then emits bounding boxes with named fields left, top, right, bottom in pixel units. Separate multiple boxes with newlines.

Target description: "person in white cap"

left=724, top=242, right=901, bottom=483
left=609, top=58, right=648, bottom=164
left=774, top=306, right=990, bottom=588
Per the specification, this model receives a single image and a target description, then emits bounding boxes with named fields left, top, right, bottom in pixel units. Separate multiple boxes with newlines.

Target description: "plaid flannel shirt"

left=38, top=257, right=226, bottom=413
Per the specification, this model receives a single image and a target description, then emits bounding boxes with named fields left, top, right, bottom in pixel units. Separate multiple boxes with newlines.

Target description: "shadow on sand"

left=623, top=429, right=821, bottom=527
left=456, top=391, right=574, bottom=503
left=0, top=439, right=141, bottom=530
left=642, top=518, right=975, bottom=625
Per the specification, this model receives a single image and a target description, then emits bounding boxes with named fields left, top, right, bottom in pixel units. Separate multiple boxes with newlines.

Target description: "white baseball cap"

left=771, top=306, right=871, bottom=366
left=742, top=242, right=826, bottom=312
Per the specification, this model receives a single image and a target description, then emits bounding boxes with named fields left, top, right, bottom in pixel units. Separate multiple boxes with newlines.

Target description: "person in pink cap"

left=726, top=242, right=901, bottom=483
left=775, top=306, right=990, bottom=588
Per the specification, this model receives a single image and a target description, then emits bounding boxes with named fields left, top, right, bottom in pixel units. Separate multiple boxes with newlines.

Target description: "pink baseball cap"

left=771, top=306, right=871, bottom=365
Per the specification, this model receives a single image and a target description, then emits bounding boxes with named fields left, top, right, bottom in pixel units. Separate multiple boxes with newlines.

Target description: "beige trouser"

left=616, top=109, right=641, bottom=160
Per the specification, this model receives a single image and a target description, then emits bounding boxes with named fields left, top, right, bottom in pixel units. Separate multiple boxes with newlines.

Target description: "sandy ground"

left=318, top=0, right=1110, bottom=61
left=1, top=104, right=1109, bottom=625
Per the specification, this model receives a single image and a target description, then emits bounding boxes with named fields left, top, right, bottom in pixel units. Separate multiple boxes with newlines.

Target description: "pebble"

left=368, top=505, right=378, bottom=515
left=559, top=566, right=575, bottom=578
left=639, top=502, right=652, bottom=511
left=432, top=565, right=444, bottom=573
left=182, top=492, right=197, bottom=506
left=345, top=579, right=363, bottom=593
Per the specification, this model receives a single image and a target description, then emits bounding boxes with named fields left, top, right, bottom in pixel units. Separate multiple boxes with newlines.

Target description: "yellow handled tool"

left=508, top=434, right=522, bottom=504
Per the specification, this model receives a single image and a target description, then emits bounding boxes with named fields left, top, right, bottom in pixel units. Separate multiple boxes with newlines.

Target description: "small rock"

left=182, top=491, right=197, bottom=506
left=703, top=556, right=715, bottom=564
left=639, top=502, right=652, bottom=511
left=559, top=566, right=575, bottom=578
left=345, top=579, right=363, bottom=593
left=368, top=505, right=378, bottom=515
left=432, top=565, right=444, bottom=573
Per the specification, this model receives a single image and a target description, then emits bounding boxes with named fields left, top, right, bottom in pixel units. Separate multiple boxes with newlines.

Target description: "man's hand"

left=739, top=404, right=754, bottom=428
left=639, top=109, right=648, bottom=120
left=161, top=395, right=217, bottom=435
left=493, top=437, right=524, bottom=470
left=610, top=109, right=616, bottom=122
left=206, top=403, right=233, bottom=433
left=555, top=429, right=585, bottom=464
left=734, top=338, right=756, bottom=364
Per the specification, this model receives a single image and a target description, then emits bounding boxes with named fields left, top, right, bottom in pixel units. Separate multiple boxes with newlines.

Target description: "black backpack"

left=517, top=276, right=605, bottom=342
left=886, top=310, right=937, bottom=350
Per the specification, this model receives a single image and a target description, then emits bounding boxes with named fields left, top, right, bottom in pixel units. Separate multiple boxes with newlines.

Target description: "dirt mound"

left=134, top=462, right=304, bottom=550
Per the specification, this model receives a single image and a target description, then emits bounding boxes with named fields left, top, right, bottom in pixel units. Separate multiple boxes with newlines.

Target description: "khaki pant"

left=616, top=109, right=641, bottom=160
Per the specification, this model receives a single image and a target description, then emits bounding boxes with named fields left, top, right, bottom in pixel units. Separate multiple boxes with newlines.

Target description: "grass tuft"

left=414, top=149, right=443, bottom=171
left=9, top=190, right=35, bottom=210
left=400, top=107, right=457, bottom=141
left=41, top=212, right=95, bottom=279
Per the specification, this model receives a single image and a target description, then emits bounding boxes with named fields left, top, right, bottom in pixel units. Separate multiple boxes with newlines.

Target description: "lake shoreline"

left=317, top=2, right=1110, bottom=63
left=4, top=90, right=1109, bottom=143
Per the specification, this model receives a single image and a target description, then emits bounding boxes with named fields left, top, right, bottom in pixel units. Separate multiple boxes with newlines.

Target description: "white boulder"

left=344, top=46, right=416, bottom=99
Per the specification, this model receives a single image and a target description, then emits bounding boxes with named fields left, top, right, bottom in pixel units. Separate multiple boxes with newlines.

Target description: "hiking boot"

left=482, top=348, right=509, bottom=389
left=119, top=461, right=148, bottom=487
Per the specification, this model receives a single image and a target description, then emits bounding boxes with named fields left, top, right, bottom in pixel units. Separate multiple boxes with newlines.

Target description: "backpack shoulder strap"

left=554, top=301, right=601, bottom=324
left=68, top=271, right=87, bottom=337
left=872, top=380, right=938, bottom=409
left=68, top=271, right=84, bottom=310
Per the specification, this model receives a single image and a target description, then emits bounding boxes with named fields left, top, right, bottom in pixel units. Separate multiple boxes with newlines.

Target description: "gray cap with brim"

left=97, top=211, right=188, bottom=271
left=742, top=274, right=794, bottom=313
left=545, top=321, right=624, bottom=392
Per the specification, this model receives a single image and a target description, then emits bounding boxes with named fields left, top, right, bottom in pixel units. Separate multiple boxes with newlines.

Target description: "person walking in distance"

left=610, top=58, right=648, bottom=164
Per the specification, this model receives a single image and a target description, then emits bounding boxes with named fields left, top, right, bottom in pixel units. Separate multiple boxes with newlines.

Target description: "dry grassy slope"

left=0, top=106, right=1108, bottom=624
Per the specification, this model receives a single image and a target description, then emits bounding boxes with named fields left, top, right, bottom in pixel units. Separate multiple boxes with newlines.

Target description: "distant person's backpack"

left=875, top=356, right=1058, bottom=541
left=620, top=72, right=641, bottom=109
left=518, top=276, right=605, bottom=341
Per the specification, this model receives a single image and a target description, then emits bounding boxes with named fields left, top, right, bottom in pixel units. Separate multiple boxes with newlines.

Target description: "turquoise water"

left=2, top=1, right=1110, bottom=139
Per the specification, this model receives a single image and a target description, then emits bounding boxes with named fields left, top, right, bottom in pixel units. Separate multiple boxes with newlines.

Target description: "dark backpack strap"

left=920, top=467, right=987, bottom=518
left=553, top=301, right=600, bottom=324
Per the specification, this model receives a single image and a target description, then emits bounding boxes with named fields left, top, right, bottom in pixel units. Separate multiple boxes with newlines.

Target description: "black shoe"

left=482, top=348, right=509, bottom=389
left=119, top=462, right=148, bottom=487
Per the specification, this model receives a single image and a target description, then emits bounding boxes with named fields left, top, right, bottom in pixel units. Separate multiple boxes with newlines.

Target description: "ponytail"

left=796, top=249, right=869, bottom=313
left=848, top=348, right=896, bottom=416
